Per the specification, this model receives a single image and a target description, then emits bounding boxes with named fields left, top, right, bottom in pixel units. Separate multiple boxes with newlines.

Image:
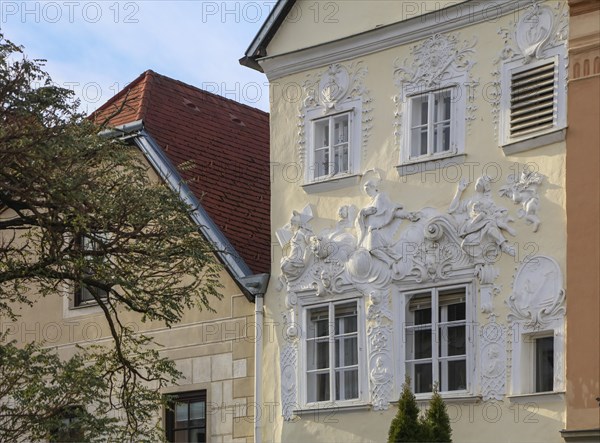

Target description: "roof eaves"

left=131, top=130, right=269, bottom=301
left=239, top=0, right=297, bottom=71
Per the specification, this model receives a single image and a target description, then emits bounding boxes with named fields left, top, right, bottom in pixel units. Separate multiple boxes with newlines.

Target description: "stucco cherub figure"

left=499, top=168, right=544, bottom=232
left=356, top=179, right=420, bottom=268
left=449, top=176, right=517, bottom=257
left=280, top=210, right=314, bottom=281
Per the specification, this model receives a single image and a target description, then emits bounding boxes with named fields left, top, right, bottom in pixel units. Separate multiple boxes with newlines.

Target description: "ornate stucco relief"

left=479, top=314, right=507, bottom=401
left=491, top=0, right=568, bottom=136
left=499, top=168, right=544, bottom=232
left=298, top=62, right=373, bottom=168
left=393, top=33, right=479, bottom=148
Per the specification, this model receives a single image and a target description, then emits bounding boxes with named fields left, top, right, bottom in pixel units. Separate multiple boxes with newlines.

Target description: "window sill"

left=501, top=128, right=566, bottom=155
left=396, top=154, right=467, bottom=177
left=302, top=173, right=362, bottom=194
left=507, top=391, right=565, bottom=404
left=294, top=402, right=371, bottom=415
left=411, top=392, right=481, bottom=404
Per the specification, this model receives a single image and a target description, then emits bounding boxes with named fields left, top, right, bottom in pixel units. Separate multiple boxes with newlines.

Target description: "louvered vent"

left=510, top=61, right=557, bottom=138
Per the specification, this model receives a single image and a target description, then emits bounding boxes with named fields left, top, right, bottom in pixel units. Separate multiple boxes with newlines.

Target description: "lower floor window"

left=404, top=286, right=468, bottom=394
left=305, top=300, right=360, bottom=403
left=165, top=391, right=207, bottom=443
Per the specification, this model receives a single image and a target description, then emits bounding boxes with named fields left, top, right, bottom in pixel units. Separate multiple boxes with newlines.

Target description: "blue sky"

left=0, top=1, right=272, bottom=112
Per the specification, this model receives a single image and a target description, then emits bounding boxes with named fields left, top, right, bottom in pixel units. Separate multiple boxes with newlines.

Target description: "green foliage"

left=388, top=379, right=424, bottom=443
left=0, top=33, right=222, bottom=441
left=425, top=384, right=452, bottom=442
left=388, top=380, right=453, bottom=443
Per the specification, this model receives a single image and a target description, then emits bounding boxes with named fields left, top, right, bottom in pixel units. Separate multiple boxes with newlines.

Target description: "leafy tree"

left=0, top=34, right=222, bottom=441
left=425, top=383, right=452, bottom=442
left=388, top=378, right=424, bottom=443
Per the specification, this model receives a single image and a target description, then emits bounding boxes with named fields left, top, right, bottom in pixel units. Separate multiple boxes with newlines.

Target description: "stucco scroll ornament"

left=393, top=33, right=478, bottom=144
left=410, top=214, right=473, bottom=284
left=507, top=255, right=566, bottom=329
left=298, top=62, right=373, bottom=165
left=449, top=176, right=517, bottom=260
left=499, top=167, right=544, bottom=232
left=479, top=314, right=507, bottom=401
left=366, top=290, right=394, bottom=410
left=280, top=310, right=299, bottom=421
left=276, top=205, right=314, bottom=288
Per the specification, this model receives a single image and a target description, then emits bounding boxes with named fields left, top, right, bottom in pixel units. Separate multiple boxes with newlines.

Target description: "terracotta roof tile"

left=93, top=70, right=271, bottom=274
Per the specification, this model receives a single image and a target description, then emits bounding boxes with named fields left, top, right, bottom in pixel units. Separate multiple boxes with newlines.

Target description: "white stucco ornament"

left=479, top=315, right=507, bottom=401
left=499, top=167, right=544, bottom=232
left=507, top=255, right=565, bottom=328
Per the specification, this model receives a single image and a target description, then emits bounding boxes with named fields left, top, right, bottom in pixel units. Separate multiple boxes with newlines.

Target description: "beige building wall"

left=0, top=159, right=257, bottom=443
left=564, top=1, right=600, bottom=440
left=259, top=1, right=569, bottom=442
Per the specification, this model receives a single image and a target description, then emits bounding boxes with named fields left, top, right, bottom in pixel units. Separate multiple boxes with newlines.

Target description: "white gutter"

left=254, top=294, right=264, bottom=443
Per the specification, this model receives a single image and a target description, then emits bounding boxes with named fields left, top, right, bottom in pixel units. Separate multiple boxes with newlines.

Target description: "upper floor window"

left=312, top=112, right=351, bottom=179
left=165, top=391, right=207, bottom=443
left=403, top=285, right=470, bottom=395
left=408, top=88, right=454, bottom=160
left=303, top=299, right=364, bottom=406
left=306, top=102, right=361, bottom=184
left=534, top=335, right=554, bottom=393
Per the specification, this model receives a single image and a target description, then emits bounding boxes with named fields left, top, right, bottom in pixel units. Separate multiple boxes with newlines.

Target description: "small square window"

left=534, top=336, right=554, bottom=393
left=165, top=391, right=207, bottom=443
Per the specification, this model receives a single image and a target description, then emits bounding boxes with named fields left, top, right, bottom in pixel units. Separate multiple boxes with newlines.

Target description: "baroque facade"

left=243, top=1, right=573, bottom=442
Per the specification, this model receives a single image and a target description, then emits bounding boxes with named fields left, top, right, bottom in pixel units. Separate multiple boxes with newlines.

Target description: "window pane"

left=412, top=95, right=429, bottom=127
left=414, top=363, right=433, bottom=394
left=434, top=89, right=452, bottom=122
left=443, top=360, right=467, bottom=391
left=446, top=326, right=466, bottom=356
left=411, top=127, right=428, bottom=157
left=535, top=337, right=554, bottom=392
left=414, top=308, right=431, bottom=325
left=414, top=329, right=432, bottom=359
left=335, top=369, right=359, bottom=401
left=314, top=147, right=330, bottom=178
left=190, top=402, right=205, bottom=421
left=308, top=339, right=329, bottom=370
left=410, top=95, right=429, bottom=157
left=308, top=307, right=329, bottom=338
left=335, top=336, right=358, bottom=367
left=175, top=403, right=188, bottom=422
left=334, top=143, right=349, bottom=174
left=314, top=120, right=329, bottom=147
left=446, top=302, right=466, bottom=321
left=334, top=116, right=349, bottom=144
left=335, top=303, right=357, bottom=334
left=433, top=123, right=451, bottom=153
left=308, top=372, right=330, bottom=402
left=174, top=430, right=188, bottom=443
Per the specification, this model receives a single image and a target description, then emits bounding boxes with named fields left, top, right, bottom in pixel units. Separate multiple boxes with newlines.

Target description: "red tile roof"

left=93, top=70, right=270, bottom=274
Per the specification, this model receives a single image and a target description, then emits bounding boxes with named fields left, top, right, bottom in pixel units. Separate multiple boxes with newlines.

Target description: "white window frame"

left=298, top=295, right=367, bottom=409
left=499, top=45, right=567, bottom=150
left=304, top=98, right=362, bottom=184
left=510, top=323, right=565, bottom=396
left=401, top=75, right=466, bottom=166
left=394, top=282, right=476, bottom=400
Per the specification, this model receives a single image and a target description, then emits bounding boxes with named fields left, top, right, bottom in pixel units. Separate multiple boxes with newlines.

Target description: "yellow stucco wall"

left=262, top=1, right=568, bottom=442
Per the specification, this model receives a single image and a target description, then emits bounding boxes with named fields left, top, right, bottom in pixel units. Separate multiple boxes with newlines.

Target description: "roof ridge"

left=136, top=70, right=155, bottom=121
left=147, top=71, right=269, bottom=117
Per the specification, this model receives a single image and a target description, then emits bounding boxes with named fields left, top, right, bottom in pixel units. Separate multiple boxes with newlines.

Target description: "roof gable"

left=93, top=71, right=271, bottom=275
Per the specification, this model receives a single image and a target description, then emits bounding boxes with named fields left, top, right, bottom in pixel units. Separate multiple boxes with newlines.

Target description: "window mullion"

left=328, top=117, right=335, bottom=176
left=427, top=92, right=435, bottom=155
left=432, top=288, right=439, bottom=391
left=329, top=303, right=335, bottom=402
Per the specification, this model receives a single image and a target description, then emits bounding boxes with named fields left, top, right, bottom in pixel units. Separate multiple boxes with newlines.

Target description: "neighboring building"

left=5, top=70, right=270, bottom=443
left=243, top=1, right=573, bottom=442
left=563, top=1, right=600, bottom=442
